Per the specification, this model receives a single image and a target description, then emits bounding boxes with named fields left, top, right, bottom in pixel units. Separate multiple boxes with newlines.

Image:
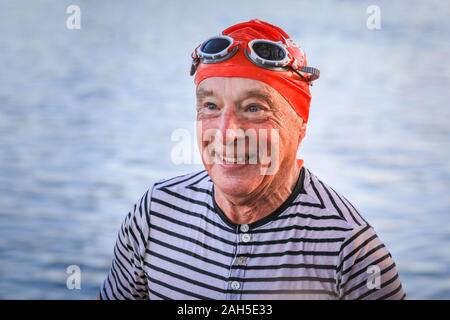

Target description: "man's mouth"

left=214, top=152, right=258, bottom=165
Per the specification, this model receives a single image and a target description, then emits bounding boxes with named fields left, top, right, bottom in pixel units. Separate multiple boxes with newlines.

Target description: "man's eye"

left=205, top=102, right=218, bottom=110
left=247, top=104, right=262, bottom=112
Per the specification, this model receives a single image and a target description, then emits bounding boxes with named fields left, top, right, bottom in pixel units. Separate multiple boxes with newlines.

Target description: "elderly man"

left=99, top=19, right=405, bottom=300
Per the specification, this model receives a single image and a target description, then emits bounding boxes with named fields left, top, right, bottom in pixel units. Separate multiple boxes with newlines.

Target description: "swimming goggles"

left=190, top=35, right=320, bottom=84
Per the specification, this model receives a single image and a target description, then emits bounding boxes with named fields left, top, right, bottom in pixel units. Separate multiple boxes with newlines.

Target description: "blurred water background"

left=0, top=0, right=449, bottom=299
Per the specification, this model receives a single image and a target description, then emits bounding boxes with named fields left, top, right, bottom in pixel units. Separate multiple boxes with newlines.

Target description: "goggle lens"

left=201, top=38, right=231, bottom=54
left=252, top=42, right=286, bottom=61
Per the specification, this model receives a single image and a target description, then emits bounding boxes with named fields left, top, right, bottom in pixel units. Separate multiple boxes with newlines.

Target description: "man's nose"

left=217, top=106, right=243, bottom=144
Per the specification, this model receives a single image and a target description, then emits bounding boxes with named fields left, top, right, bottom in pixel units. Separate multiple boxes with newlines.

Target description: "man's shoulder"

left=301, top=167, right=370, bottom=229
left=153, top=169, right=211, bottom=190
left=148, top=170, right=213, bottom=206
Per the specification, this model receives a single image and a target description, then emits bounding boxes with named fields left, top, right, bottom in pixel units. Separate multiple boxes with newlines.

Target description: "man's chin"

left=210, top=166, right=261, bottom=197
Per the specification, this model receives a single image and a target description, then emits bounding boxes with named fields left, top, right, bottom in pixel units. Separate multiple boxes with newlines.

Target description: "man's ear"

left=297, top=121, right=307, bottom=145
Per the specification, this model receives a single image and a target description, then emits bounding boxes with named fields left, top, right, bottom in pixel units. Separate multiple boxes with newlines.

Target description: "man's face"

left=196, top=77, right=306, bottom=198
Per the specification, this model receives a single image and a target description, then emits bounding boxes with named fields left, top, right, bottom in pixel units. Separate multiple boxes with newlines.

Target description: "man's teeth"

left=248, top=154, right=257, bottom=163
left=218, top=154, right=249, bottom=164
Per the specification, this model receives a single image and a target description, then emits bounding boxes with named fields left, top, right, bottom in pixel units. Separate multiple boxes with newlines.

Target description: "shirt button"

left=241, top=233, right=251, bottom=243
left=235, top=256, right=247, bottom=266
left=230, top=281, right=241, bottom=290
left=240, top=224, right=249, bottom=233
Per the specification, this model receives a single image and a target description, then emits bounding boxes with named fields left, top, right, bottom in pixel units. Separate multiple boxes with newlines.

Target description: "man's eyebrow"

left=196, top=87, right=276, bottom=107
left=239, top=89, right=275, bottom=107
left=196, top=88, right=214, bottom=99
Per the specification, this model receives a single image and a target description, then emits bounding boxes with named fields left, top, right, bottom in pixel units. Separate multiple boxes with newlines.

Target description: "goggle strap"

left=190, top=59, right=199, bottom=76
left=191, top=44, right=201, bottom=60
left=299, top=66, right=320, bottom=81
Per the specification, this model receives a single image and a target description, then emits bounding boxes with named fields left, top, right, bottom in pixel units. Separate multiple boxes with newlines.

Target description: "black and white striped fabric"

left=99, top=166, right=405, bottom=300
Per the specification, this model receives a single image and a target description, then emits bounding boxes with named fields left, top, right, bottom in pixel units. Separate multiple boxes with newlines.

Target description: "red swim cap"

left=193, top=19, right=313, bottom=123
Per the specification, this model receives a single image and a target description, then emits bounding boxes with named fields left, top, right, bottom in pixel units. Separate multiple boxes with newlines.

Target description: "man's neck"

left=214, top=160, right=303, bottom=225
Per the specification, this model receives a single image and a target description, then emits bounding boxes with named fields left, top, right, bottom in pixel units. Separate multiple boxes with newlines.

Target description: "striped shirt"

left=99, top=166, right=405, bottom=300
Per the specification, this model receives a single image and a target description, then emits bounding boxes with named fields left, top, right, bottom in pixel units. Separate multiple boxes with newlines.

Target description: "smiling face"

left=196, top=77, right=306, bottom=198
